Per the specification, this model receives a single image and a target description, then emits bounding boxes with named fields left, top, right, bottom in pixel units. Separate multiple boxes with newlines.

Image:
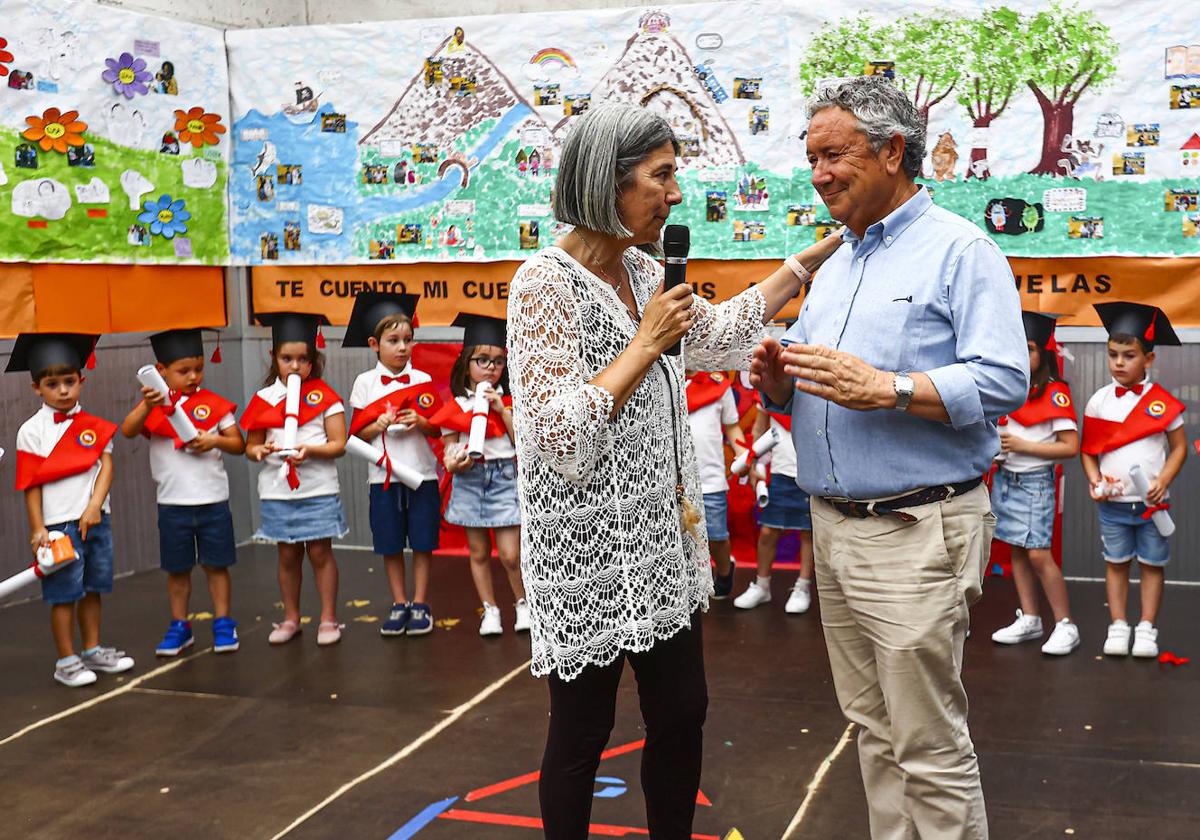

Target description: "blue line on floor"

left=387, top=796, right=459, bottom=839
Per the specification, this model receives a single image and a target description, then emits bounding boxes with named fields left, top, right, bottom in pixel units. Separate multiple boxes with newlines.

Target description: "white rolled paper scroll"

left=280, top=373, right=302, bottom=454
left=756, top=479, right=770, bottom=507
left=136, top=365, right=198, bottom=444
left=345, top=434, right=423, bottom=490
left=730, top=427, right=779, bottom=477
left=467, top=382, right=491, bottom=460
left=1128, top=464, right=1175, bottom=537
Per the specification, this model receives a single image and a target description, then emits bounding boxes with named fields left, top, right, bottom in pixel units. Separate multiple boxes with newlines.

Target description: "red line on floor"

left=437, top=808, right=719, bottom=839
left=464, top=739, right=645, bottom=802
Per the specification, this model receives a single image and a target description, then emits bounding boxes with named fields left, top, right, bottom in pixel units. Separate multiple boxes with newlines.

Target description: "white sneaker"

left=1041, top=619, right=1081, bottom=656
left=514, top=599, right=531, bottom=633
left=53, top=656, right=97, bottom=688
left=991, top=610, right=1043, bottom=645
left=734, top=580, right=771, bottom=609
left=479, top=603, right=503, bottom=636
left=785, top=580, right=812, bottom=614
left=1131, top=621, right=1158, bottom=658
left=1103, top=620, right=1131, bottom=656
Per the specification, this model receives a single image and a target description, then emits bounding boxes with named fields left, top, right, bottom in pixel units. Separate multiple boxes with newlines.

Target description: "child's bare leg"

left=202, top=566, right=231, bottom=618
left=711, top=539, right=732, bottom=577
left=166, top=570, right=192, bottom=621
left=305, top=539, right=339, bottom=624
left=1138, top=563, right=1164, bottom=625
left=1105, top=561, right=1130, bottom=623
left=383, top=553, right=408, bottom=604
left=1028, top=548, right=1071, bottom=623
left=412, top=551, right=432, bottom=604
left=278, top=542, right=304, bottom=624
left=466, top=528, right=496, bottom=605
left=755, top=526, right=780, bottom=578
left=798, top=530, right=814, bottom=582
left=1009, top=547, right=1040, bottom=617
left=77, top=592, right=101, bottom=650
left=494, top=526, right=525, bottom=601
left=51, top=603, right=76, bottom=659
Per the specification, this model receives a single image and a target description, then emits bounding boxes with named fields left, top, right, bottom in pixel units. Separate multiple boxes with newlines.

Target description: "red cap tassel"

left=210, top=333, right=223, bottom=364
left=86, top=350, right=97, bottom=370
left=316, top=325, right=326, bottom=349
left=1144, top=310, right=1157, bottom=342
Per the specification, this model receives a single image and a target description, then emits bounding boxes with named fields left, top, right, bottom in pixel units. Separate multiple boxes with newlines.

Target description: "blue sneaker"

left=212, top=616, right=239, bottom=653
left=380, top=602, right=410, bottom=637
left=156, top=620, right=194, bottom=657
left=405, top=602, right=433, bottom=636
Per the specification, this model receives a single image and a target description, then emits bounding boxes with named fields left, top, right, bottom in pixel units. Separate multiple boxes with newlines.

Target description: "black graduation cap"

left=1093, top=302, right=1181, bottom=348
left=453, top=312, right=507, bottom=348
left=342, top=292, right=419, bottom=348
left=6, top=332, right=98, bottom=375
left=254, top=312, right=330, bottom=348
left=149, top=328, right=205, bottom=365
left=1021, top=311, right=1060, bottom=350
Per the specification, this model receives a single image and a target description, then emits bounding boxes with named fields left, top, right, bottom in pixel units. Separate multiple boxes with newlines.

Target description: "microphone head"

left=663, top=224, right=690, bottom=258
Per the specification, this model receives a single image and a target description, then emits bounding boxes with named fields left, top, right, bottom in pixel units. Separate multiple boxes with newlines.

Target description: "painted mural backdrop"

left=0, top=0, right=230, bottom=263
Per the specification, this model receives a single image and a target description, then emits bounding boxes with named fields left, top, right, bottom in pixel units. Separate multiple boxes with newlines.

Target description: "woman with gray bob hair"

left=507, top=101, right=843, bottom=837
left=808, top=76, right=926, bottom=179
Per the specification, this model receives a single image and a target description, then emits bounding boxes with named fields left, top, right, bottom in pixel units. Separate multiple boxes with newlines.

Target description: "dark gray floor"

left=0, top=546, right=1197, bottom=839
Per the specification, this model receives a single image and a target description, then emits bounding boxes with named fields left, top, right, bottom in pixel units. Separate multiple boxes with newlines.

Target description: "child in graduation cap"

left=121, top=328, right=245, bottom=657
left=10, top=333, right=134, bottom=687
left=241, top=312, right=348, bottom=646
left=684, top=370, right=748, bottom=598
left=345, top=292, right=443, bottom=637
left=990, top=312, right=1081, bottom=656
left=430, top=312, right=527, bottom=637
left=1082, top=302, right=1188, bottom=659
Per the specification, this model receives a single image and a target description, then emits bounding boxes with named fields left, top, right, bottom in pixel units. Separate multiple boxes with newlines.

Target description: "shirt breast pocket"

left=847, top=299, right=929, bottom=374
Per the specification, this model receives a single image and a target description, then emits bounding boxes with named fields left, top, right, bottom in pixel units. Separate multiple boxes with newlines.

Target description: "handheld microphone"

left=662, top=224, right=690, bottom=356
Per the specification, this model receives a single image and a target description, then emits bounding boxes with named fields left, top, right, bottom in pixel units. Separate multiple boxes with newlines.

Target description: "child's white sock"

left=756, top=575, right=771, bottom=589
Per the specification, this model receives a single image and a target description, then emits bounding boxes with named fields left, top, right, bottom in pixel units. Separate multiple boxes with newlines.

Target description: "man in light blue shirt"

left=752, top=77, right=1026, bottom=840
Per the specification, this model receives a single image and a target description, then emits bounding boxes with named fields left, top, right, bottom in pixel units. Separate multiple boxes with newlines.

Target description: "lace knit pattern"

left=508, top=245, right=766, bottom=680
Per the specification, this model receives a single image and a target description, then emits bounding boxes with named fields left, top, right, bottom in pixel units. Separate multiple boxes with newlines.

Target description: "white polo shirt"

left=16, top=403, right=113, bottom=526
left=1000, top=415, right=1077, bottom=474
left=766, top=414, right=797, bottom=479
left=349, top=362, right=438, bottom=485
left=443, top=393, right=516, bottom=460
left=149, top=395, right=236, bottom=506
left=1085, top=378, right=1183, bottom=502
left=687, top=389, right=739, bottom=494
left=255, top=379, right=345, bottom=500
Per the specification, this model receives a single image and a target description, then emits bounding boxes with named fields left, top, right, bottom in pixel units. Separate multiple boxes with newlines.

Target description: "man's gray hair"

left=553, top=104, right=679, bottom=238
left=807, top=76, right=925, bottom=179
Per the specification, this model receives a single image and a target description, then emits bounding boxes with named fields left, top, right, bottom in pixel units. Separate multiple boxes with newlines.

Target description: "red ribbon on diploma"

left=1141, top=502, right=1170, bottom=521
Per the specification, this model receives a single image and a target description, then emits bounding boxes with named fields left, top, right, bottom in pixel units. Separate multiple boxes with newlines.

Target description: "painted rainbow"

left=529, top=47, right=576, bottom=70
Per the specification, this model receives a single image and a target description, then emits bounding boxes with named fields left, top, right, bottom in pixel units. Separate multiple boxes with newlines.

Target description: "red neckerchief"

left=347, top=381, right=442, bottom=436
left=686, top=372, right=733, bottom=413
left=15, top=411, right=117, bottom=490
left=428, top=394, right=512, bottom=437
left=1081, top=383, right=1184, bottom=456
left=144, top=388, right=238, bottom=449
left=1000, top=382, right=1076, bottom=428
left=240, top=378, right=341, bottom=431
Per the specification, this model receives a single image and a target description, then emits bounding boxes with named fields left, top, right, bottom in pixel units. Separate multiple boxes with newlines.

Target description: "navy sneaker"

left=380, top=602, right=410, bottom=637
left=713, top=568, right=735, bottom=600
left=156, top=620, right=194, bottom=657
left=405, top=602, right=433, bottom=636
left=213, top=616, right=239, bottom=653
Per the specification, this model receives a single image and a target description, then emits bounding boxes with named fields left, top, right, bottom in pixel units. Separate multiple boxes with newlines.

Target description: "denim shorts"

left=1098, top=500, right=1170, bottom=567
left=40, top=514, right=114, bottom=605
left=758, top=473, right=812, bottom=531
left=157, top=501, right=236, bottom=574
left=446, top=458, right=521, bottom=529
left=703, top=491, right=730, bottom=542
left=991, top=467, right=1056, bottom=549
left=369, top=479, right=440, bottom=555
left=255, top=494, right=349, bottom=545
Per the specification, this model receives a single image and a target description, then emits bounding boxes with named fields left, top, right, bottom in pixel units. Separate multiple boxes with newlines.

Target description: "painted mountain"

left=559, top=26, right=745, bottom=170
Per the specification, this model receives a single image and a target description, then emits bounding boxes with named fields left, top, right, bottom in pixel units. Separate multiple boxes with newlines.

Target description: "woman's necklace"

left=578, top=233, right=626, bottom=291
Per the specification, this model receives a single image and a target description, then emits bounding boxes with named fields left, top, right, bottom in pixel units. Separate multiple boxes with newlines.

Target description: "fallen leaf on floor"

left=352, top=615, right=378, bottom=623
left=434, top=618, right=460, bottom=630
left=186, top=611, right=213, bottom=621
left=273, top=602, right=284, bottom=610
left=345, top=599, right=370, bottom=608
left=299, top=616, right=313, bottom=624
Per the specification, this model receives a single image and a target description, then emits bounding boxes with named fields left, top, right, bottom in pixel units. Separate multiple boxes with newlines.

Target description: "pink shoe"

left=268, top=620, right=301, bottom=645
left=317, top=621, right=344, bottom=646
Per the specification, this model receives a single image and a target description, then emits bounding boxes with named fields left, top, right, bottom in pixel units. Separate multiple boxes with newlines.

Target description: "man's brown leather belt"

left=821, top=478, right=983, bottom=522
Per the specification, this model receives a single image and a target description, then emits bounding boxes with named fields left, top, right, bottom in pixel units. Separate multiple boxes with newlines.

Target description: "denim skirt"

left=255, top=494, right=349, bottom=544
left=446, top=458, right=521, bottom=529
left=991, top=467, right=1055, bottom=549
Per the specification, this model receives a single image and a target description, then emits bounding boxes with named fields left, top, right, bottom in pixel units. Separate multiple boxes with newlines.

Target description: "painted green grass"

left=0, top=127, right=228, bottom=263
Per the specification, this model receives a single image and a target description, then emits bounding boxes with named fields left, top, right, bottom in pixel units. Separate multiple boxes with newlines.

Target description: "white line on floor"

left=132, top=686, right=231, bottom=701
left=780, top=722, right=856, bottom=840
left=0, top=647, right=215, bottom=748
left=268, top=658, right=531, bottom=840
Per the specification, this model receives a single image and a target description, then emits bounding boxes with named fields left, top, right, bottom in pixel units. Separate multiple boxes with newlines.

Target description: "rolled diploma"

left=280, top=373, right=302, bottom=454
left=730, top=427, right=779, bottom=477
left=0, top=567, right=38, bottom=600
left=466, top=382, right=490, bottom=460
left=0, top=531, right=75, bottom=600
left=345, top=434, right=422, bottom=490
left=137, top=365, right=198, bottom=444
left=756, top=479, right=770, bottom=507
left=1128, top=464, right=1175, bottom=537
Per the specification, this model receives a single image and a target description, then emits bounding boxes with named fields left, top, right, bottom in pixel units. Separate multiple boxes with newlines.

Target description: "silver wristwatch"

left=893, top=373, right=915, bottom=411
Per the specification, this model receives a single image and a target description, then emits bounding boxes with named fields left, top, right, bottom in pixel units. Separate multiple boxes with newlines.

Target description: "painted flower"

left=0, top=37, right=14, bottom=77
left=137, top=194, right=191, bottom=240
left=102, top=52, right=151, bottom=98
left=22, top=108, right=88, bottom=154
left=173, top=107, right=226, bottom=148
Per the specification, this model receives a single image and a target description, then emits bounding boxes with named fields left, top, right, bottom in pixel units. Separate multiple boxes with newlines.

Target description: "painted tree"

left=956, top=7, right=1025, bottom=179
left=1020, top=1, right=1117, bottom=175
left=796, top=14, right=894, bottom=98
left=891, top=13, right=969, bottom=124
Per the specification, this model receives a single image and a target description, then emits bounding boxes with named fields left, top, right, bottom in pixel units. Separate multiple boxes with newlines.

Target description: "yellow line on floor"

left=780, top=722, right=856, bottom=839
left=269, top=658, right=532, bottom=840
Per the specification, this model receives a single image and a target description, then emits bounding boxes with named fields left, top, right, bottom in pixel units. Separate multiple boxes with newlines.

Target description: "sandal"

left=268, top=620, right=302, bottom=645
left=317, top=621, right=344, bottom=646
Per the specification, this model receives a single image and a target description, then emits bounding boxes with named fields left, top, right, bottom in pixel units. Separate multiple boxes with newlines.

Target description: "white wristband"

left=784, top=255, right=811, bottom=283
